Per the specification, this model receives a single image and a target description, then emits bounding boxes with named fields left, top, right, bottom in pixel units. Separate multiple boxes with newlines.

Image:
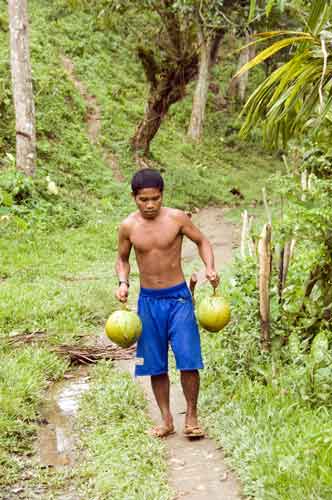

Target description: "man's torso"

left=126, top=207, right=185, bottom=288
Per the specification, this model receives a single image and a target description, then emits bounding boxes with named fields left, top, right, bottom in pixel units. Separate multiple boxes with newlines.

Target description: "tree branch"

left=209, top=28, right=225, bottom=66
left=137, top=47, right=159, bottom=88
left=154, top=0, right=183, bottom=58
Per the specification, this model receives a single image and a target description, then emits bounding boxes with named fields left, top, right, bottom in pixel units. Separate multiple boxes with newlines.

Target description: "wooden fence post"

left=258, top=224, right=272, bottom=352
left=262, top=187, right=272, bottom=225
left=241, top=210, right=256, bottom=259
left=247, top=215, right=255, bottom=257
left=240, top=210, right=249, bottom=259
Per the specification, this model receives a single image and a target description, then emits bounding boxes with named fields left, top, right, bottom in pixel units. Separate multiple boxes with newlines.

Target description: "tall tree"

left=131, top=0, right=224, bottom=157
left=187, top=0, right=288, bottom=141
left=186, top=1, right=224, bottom=142
left=8, top=0, right=36, bottom=176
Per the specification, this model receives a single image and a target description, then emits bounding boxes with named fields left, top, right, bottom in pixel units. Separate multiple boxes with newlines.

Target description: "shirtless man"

left=116, top=168, right=219, bottom=438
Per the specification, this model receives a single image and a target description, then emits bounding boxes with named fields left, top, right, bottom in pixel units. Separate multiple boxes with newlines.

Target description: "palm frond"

left=238, top=0, right=332, bottom=148
left=234, top=34, right=314, bottom=78
left=307, top=0, right=332, bottom=35
left=249, top=0, right=256, bottom=23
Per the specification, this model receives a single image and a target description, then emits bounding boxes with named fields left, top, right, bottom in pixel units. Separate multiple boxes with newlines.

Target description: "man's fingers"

left=116, top=289, right=128, bottom=303
left=207, top=273, right=220, bottom=289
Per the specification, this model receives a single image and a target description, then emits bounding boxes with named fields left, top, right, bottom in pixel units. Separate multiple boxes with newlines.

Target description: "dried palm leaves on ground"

left=4, top=330, right=135, bottom=364
left=53, top=344, right=135, bottom=364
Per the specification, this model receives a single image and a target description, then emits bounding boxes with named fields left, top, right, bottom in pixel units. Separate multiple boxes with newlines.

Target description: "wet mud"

left=37, top=366, right=90, bottom=468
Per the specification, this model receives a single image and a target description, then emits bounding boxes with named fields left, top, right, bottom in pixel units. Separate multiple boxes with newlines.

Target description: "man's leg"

left=180, top=369, right=204, bottom=437
left=180, top=369, right=200, bottom=427
left=150, top=373, right=174, bottom=437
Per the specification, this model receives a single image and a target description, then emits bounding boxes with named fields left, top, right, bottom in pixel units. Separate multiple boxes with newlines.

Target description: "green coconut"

left=197, top=294, right=231, bottom=332
left=105, top=307, right=142, bottom=348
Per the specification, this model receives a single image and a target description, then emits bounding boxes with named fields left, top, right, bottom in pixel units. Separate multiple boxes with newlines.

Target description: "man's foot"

left=183, top=424, right=205, bottom=439
left=149, top=424, right=175, bottom=438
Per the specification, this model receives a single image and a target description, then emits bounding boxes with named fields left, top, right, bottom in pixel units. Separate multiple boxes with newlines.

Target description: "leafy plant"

left=238, top=0, right=332, bottom=147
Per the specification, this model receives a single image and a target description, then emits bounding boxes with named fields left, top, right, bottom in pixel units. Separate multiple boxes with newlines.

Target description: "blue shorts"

left=135, top=282, right=204, bottom=376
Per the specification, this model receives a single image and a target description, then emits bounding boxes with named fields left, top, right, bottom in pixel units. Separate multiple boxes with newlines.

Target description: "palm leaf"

left=249, top=0, right=256, bottom=23
left=237, top=0, right=332, bottom=149
left=240, top=44, right=332, bottom=147
left=265, top=0, right=276, bottom=17
left=234, top=35, right=314, bottom=78
left=307, top=0, right=331, bottom=34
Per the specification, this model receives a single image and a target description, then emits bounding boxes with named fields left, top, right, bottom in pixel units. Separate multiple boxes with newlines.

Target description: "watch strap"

left=118, top=280, right=129, bottom=287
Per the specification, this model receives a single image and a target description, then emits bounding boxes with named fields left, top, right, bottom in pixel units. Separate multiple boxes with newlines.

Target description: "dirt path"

left=62, top=56, right=124, bottom=182
left=183, top=206, right=240, bottom=280
left=118, top=357, right=240, bottom=500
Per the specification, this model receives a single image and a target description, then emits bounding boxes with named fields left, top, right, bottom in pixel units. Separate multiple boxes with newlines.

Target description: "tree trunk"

left=228, top=32, right=251, bottom=106
left=132, top=53, right=199, bottom=158
left=131, top=94, right=171, bottom=157
left=8, top=0, right=36, bottom=176
left=187, top=30, right=211, bottom=142
left=132, top=27, right=223, bottom=159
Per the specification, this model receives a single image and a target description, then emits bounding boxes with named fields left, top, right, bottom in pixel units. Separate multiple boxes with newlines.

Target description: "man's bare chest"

left=130, top=223, right=181, bottom=253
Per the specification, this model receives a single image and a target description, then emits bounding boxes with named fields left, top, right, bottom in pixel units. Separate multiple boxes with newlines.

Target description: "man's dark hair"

left=131, top=168, right=164, bottom=196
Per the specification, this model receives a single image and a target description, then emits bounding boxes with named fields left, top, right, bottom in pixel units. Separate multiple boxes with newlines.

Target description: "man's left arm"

left=179, top=212, right=220, bottom=289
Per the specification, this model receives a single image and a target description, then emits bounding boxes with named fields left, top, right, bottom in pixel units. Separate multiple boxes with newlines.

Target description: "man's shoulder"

left=164, top=207, right=186, bottom=218
left=164, top=207, right=189, bottom=224
left=119, top=212, right=139, bottom=232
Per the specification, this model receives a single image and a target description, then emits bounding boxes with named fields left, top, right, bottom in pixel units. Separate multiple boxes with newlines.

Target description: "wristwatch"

left=118, top=280, right=129, bottom=287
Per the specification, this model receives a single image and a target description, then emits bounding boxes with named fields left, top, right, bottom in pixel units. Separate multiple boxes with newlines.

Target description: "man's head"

left=131, top=168, right=164, bottom=220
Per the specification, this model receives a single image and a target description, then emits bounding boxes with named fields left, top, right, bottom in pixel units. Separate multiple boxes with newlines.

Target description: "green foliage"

left=74, top=362, right=171, bottom=499
left=239, top=0, right=332, bottom=147
left=266, top=165, right=332, bottom=333
left=200, top=261, right=332, bottom=499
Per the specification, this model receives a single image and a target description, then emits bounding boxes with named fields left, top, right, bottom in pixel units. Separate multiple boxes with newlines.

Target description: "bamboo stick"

left=282, top=240, right=292, bottom=291
left=278, top=246, right=284, bottom=303
left=290, top=238, right=296, bottom=259
left=301, top=170, right=308, bottom=200
left=258, top=224, right=272, bottom=352
left=240, top=209, right=249, bottom=259
left=247, top=215, right=255, bottom=257
left=262, top=187, right=272, bottom=225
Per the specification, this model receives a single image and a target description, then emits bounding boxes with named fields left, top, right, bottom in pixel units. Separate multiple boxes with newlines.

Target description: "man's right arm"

left=115, top=221, right=132, bottom=303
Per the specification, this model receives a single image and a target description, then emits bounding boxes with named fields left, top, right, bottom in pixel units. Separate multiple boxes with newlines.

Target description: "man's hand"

left=206, top=269, right=220, bottom=290
left=116, top=283, right=129, bottom=303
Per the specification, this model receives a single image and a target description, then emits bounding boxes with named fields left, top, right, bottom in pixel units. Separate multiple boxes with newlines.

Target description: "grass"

left=201, top=373, right=332, bottom=499
left=73, top=362, right=171, bottom=500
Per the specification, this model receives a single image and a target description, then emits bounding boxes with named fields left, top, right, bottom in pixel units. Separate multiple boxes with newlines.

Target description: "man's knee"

left=180, top=369, right=199, bottom=377
left=151, top=373, right=169, bottom=382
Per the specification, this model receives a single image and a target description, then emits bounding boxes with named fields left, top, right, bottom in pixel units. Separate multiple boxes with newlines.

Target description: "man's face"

left=134, top=187, right=163, bottom=219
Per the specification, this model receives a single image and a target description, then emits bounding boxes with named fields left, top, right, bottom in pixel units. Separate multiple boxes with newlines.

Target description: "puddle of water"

left=57, top=379, right=90, bottom=417
left=37, top=367, right=90, bottom=468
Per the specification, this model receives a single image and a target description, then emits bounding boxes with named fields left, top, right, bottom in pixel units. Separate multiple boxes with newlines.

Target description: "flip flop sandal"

left=149, top=425, right=176, bottom=438
left=183, top=425, right=205, bottom=438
